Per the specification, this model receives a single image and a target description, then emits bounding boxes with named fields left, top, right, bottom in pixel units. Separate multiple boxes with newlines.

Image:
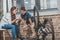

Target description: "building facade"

left=1, top=0, right=60, bottom=39
left=2, top=0, right=60, bottom=15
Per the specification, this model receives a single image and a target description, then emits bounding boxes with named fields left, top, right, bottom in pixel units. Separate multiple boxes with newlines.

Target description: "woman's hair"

left=10, top=6, right=17, bottom=14
left=21, top=7, right=26, bottom=11
left=10, top=6, right=17, bottom=25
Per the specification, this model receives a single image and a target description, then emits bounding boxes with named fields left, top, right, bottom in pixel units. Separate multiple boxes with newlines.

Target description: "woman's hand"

left=16, top=17, right=20, bottom=20
left=11, top=17, right=20, bottom=23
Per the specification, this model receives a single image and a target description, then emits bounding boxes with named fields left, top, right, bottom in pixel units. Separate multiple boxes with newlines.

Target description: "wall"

left=39, top=14, right=60, bottom=40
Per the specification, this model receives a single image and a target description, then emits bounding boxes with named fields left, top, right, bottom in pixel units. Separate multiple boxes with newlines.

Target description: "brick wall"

left=39, top=14, right=60, bottom=39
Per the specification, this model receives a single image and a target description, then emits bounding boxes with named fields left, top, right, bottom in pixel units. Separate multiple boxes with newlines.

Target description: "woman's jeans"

left=2, top=24, right=16, bottom=40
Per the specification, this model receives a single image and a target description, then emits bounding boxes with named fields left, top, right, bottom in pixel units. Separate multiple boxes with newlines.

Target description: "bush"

left=0, top=10, right=3, bottom=21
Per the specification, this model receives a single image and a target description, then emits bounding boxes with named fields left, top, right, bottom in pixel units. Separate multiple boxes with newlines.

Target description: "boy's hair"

left=21, top=7, right=26, bottom=11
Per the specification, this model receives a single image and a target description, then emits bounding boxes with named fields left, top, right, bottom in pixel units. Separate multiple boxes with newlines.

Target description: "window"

left=40, top=0, right=57, bottom=9
left=24, top=0, right=57, bottom=10
left=16, top=0, right=21, bottom=12
left=24, top=0, right=35, bottom=10
left=6, top=0, right=8, bottom=12
left=6, top=0, right=13, bottom=12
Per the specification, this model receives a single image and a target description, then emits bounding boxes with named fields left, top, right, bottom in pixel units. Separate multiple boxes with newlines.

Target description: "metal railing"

left=33, top=5, right=55, bottom=40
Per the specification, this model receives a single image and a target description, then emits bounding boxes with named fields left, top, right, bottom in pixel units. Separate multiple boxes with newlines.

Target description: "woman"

left=1, top=6, right=19, bottom=40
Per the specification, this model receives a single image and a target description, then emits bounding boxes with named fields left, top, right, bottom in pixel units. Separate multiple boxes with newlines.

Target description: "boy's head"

left=21, top=7, right=26, bottom=15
